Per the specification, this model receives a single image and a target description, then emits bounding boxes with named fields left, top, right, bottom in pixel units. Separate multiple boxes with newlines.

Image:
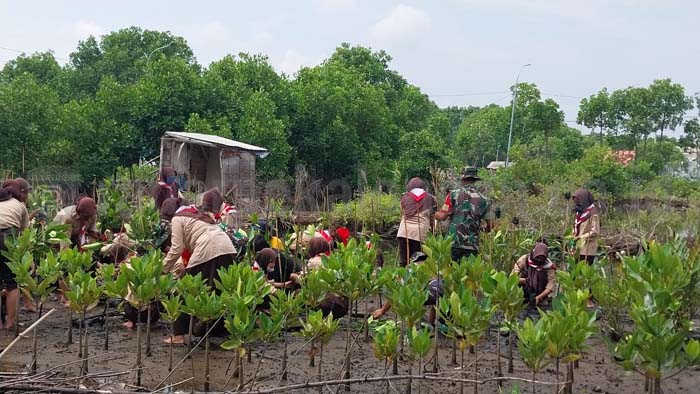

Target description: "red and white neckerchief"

left=527, top=257, right=556, bottom=271
left=319, top=230, right=332, bottom=243
left=408, top=188, right=426, bottom=202
left=173, top=205, right=196, bottom=266
left=79, top=225, right=88, bottom=247
left=252, top=261, right=261, bottom=272
left=574, top=204, right=596, bottom=237
left=215, top=203, right=238, bottom=222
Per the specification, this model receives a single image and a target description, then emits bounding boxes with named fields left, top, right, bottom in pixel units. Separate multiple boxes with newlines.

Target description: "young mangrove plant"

left=318, top=239, right=374, bottom=388
left=58, top=248, right=94, bottom=345
left=421, top=234, right=453, bottom=373
left=65, top=269, right=102, bottom=377
left=372, top=320, right=401, bottom=394
left=161, top=295, right=182, bottom=379
left=439, top=285, right=494, bottom=394
left=98, top=263, right=128, bottom=351
left=299, top=309, right=341, bottom=393
left=270, top=289, right=303, bottom=381
left=482, top=271, right=525, bottom=377
left=517, top=318, right=550, bottom=394
left=217, top=262, right=270, bottom=389
left=10, top=250, right=62, bottom=373
left=185, top=289, right=224, bottom=392
left=406, top=326, right=433, bottom=394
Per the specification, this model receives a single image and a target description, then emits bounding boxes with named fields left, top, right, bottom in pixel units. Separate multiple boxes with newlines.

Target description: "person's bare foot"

left=4, top=321, right=15, bottom=331
left=163, top=335, right=186, bottom=345
left=123, top=321, right=135, bottom=329
left=587, top=300, right=595, bottom=308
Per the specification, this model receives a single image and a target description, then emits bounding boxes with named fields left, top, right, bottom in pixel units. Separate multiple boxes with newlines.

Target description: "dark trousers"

left=451, top=247, right=477, bottom=262
left=173, top=254, right=234, bottom=336
left=124, top=301, right=161, bottom=325
left=398, top=237, right=422, bottom=266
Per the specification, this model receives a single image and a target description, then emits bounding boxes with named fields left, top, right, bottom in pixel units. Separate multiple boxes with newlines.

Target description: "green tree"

left=647, top=79, right=693, bottom=138
left=526, top=98, right=564, bottom=161
left=577, top=88, right=618, bottom=143
left=680, top=118, right=700, bottom=170
left=456, top=105, right=510, bottom=166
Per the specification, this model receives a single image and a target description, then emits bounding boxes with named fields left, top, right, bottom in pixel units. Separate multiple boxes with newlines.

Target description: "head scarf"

left=335, top=227, right=351, bottom=246
left=401, top=177, right=434, bottom=216
left=0, top=178, right=29, bottom=203
left=256, top=248, right=278, bottom=266
left=201, top=188, right=224, bottom=214
left=524, top=242, right=555, bottom=295
left=252, top=234, right=270, bottom=254
left=174, top=205, right=215, bottom=225
left=159, top=198, right=181, bottom=222
left=76, top=197, right=97, bottom=219
left=308, top=236, right=331, bottom=258
left=152, top=167, right=179, bottom=209
left=573, top=188, right=597, bottom=236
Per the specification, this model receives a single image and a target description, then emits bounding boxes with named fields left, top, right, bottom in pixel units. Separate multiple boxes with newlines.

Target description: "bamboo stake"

left=0, top=309, right=56, bottom=360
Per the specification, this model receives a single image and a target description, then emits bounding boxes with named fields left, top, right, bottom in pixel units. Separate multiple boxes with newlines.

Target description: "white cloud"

left=370, top=4, right=431, bottom=42
left=74, top=20, right=105, bottom=38
left=276, top=50, right=319, bottom=76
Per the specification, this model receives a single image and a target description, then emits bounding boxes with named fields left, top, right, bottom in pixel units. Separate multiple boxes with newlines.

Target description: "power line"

left=428, top=90, right=508, bottom=97
left=0, top=45, right=69, bottom=61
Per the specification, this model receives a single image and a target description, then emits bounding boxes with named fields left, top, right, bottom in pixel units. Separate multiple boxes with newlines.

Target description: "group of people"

left=0, top=165, right=600, bottom=341
left=376, top=167, right=601, bottom=323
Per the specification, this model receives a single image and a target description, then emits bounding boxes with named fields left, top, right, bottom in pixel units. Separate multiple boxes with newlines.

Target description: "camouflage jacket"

left=443, top=186, right=493, bottom=250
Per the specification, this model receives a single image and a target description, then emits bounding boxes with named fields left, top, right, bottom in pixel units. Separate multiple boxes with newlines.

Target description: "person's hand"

left=282, top=281, right=294, bottom=289
left=174, top=265, right=185, bottom=278
left=535, top=295, right=543, bottom=305
left=371, top=308, right=384, bottom=319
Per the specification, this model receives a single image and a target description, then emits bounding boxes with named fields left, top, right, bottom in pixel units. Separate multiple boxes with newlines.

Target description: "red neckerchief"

left=574, top=204, right=595, bottom=237
left=408, top=188, right=426, bottom=202
left=527, top=256, right=556, bottom=271
left=215, top=203, right=238, bottom=222
left=174, top=205, right=196, bottom=267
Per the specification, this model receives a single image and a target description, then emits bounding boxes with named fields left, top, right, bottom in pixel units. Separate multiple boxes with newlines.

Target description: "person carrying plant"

left=151, top=167, right=181, bottom=210
left=53, top=197, right=101, bottom=249
left=397, top=177, right=436, bottom=266
left=162, top=188, right=237, bottom=344
left=512, top=242, right=557, bottom=306
left=572, top=188, right=600, bottom=265
left=0, top=178, right=31, bottom=330
left=434, top=167, right=494, bottom=262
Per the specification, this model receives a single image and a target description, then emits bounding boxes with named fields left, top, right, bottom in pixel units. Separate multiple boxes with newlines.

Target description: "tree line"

left=0, top=26, right=697, bottom=189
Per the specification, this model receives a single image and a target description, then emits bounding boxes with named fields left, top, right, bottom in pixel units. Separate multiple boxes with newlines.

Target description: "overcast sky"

left=1, top=0, right=699, bottom=129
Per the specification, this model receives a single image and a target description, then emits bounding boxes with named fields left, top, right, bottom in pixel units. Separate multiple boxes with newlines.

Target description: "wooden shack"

left=159, top=131, right=268, bottom=205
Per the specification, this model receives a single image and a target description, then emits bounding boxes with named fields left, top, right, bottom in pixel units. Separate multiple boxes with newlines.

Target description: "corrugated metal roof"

left=164, top=131, right=269, bottom=158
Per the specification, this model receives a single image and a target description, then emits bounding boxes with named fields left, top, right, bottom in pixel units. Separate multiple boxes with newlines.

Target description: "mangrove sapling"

left=299, top=269, right=327, bottom=368
left=120, top=252, right=163, bottom=387
left=517, top=318, right=550, bottom=394
left=124, top=197, right=160, bottom=249
left=161, top=295, right=182, bottom=388
left=299, top=310, right=341, bottom=393
left=248, top=311, right=285, bottom=391
left=482, top=271, right=525, bottom=376
left=372, top=320, right=400, bottom=394
left=185, top=290, right=224, bottom=392
left=547, top=290, right=596, bottom=394
left=387, top=271, right=429, bottom=393
left=407, top=327, right=432, bottom=394
left=58, top=248, right=94, bottom=346
left=98, top=263, right=128, bottom=351
left=217, top=262, right=270, bottom=389
left=611, top=242, right=700, bottom=394
left=421, top=234, right=453, bottom=373
left=65, top=270, right=103, bottom=377
left=176, top=273, right=207, bottom=349
left=439, top=286, right=494, bottom=394
left=271, top=290, right=303, bottom=381
left=2, top=228, right=37, bottom=337
left=12, top=251, right=62, bottom=374
left=317, top=239, right=374, bottom=390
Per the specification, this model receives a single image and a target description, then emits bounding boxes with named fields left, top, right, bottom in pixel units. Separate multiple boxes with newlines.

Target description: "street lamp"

left=505, top=63, right=531, bottom=167
left=146, top=41, right=175, bottom=66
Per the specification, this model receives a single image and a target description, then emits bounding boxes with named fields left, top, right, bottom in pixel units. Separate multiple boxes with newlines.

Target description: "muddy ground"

left=0, top=297, right=697, bottom=394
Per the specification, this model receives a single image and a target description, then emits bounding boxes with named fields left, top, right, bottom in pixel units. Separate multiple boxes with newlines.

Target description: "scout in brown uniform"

left=512, top=243, right=557, bottom=305
left=162, top=189, right=237, bottom=344
left=0, top=179, right=30, bottom=329
left=397, top=177, right=435, bottom=266
left=572, top=188, right=600, bottom=265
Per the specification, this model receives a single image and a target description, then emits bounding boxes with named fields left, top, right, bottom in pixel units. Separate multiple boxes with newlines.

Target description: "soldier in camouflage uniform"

left=435, top=167, right=494, bottom=262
